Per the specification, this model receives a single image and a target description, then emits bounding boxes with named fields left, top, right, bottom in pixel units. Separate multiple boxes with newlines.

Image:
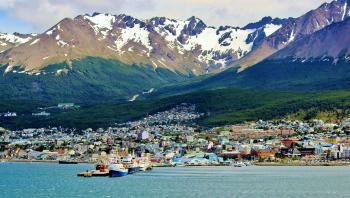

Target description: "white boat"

left=139, top=163, right=147, bottom=171
left=139, top=162, right=152, bottom=171
left=233, top=161, right=246, bottom=167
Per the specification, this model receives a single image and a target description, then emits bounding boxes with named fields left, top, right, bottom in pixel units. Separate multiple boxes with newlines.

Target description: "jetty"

left=77, top=171, right=109, bottom=177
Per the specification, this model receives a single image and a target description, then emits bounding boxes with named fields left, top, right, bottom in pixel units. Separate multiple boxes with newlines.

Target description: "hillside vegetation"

left=3, top=89, right=350, bottom=129
left=0, top=57, right=191, bottom=104
left=149, top=58, right=350, bottom=98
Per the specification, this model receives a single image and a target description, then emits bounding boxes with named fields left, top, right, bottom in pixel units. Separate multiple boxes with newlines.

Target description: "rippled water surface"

left=1, top=162, right=350, bottom=198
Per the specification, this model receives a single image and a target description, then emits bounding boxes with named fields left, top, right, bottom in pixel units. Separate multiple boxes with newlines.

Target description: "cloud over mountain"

left=0, top=0, right=332, bottom=32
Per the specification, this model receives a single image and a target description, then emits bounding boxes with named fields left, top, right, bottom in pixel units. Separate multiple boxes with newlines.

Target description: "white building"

left=138, top=131, right=149, bottom=140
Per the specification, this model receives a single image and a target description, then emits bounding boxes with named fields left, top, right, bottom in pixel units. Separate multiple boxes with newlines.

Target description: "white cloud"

left=0, top=0, right=17, bottom=9
left=1, top=0, right=333, bottom=32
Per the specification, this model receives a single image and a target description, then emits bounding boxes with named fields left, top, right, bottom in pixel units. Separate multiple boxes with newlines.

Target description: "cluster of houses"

left=1, top=104, right=350, bottom=166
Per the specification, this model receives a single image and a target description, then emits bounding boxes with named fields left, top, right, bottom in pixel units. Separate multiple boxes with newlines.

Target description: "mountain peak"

left=236, top=0, right=350, bottom=71
left=243, top=16, right=292, bottom=30
left=271, top=17, right=350, bottom=60
left=182, top=16, right=207, bottom=36
left=186, top=16, right=201, bottom=22
left=1, top=0, right=347, bottom=76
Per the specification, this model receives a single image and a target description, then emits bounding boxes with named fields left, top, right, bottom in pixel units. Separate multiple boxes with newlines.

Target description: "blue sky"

left=0, top=0, right=332, bottom=34
left=0, top=11, right=35, bottom=33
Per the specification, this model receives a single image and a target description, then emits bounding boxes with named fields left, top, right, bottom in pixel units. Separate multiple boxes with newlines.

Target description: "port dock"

left=77, top=171, right=109, bottom=177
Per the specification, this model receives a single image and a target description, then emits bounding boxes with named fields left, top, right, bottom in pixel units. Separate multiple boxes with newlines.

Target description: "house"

left=251, top=148, right=276, bottom=159
left=284, top=148, right=301, bottom=157
left=138, top=130, right=150, bottom=140
left=281, top=138, right=299, bottom=148
left=299, top=147, right=316, bottom=156
left=331, top=144, right=344, bottom=159
left=342, top=147, right=350, bottom=159
left=186, top=135, right=194, bottom=143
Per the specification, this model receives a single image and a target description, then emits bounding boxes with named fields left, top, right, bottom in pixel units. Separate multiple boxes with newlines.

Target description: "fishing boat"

left=127, top=163, right=140, bottom=174
left=139, top=162, right=152, bottom=171
left=244, top=161, right=252, bottom=166
left=95, top=163, right=108, bottom=173
left=109, top=164, right=128, bottom=177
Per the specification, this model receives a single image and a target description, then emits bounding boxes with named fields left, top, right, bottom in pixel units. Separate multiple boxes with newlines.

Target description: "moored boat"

left=139, top=162, right=152, bottom=171
left=139, top=164, right=147, bottom=171
left=59, top=160, right=78, bottom=164
left=233, top=161, right=246, bottom=167
left=127, top=164, right=140, bottom=174
left=109, top=164, right=128, bottom=177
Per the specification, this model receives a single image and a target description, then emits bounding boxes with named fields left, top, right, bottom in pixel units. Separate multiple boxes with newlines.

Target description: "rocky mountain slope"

left=0, top=0, right=349, bottom=103
left=0, top=13, right=285, bottom=75
left=270, top=17, right=350, bottom=61
left=151, top=17, right=350, bottom=97
left=236, top=0, right=350, bottom=71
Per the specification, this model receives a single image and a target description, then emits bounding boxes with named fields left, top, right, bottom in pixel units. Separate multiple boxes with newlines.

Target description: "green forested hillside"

left=149, top=58, right=350, bottom=98
left=3, top=89, right=350, bottom=129
left=0, top=57, right=191, bottom=104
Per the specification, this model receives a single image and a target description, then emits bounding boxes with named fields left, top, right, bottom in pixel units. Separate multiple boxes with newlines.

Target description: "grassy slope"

left=4, top=89, right=350, bottom=129
left=149, top=58, right=350, bottom=98
left=0, top=57, right=191, bottom=104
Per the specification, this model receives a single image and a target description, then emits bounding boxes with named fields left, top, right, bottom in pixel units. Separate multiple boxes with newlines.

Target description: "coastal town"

left=1, top=103, right=350, bottom=169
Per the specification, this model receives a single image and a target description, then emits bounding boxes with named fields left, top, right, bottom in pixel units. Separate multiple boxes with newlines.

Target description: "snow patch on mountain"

left=342, top=1, right=348, bottom=20
left=54, top=34, right=69, bottom=47
left=57, top=40, right=69, bottom=47
left=151, top=17, right=284, bottom=68
left=183, top=27, right=254, bottom=53
left=263, top=24, right=282, bottom=36
left=46, top=29, right=55, bottom=35
left=0, top=33, right=32, bottom=45
left=84, top=13, right=116, bottom=38
left=30, top=38, right=40, bottom=46
left=283, top=28, right=296, bottom=45
left=115, top=23, right=152, bottom=54
left=156, top=19, right=186, bottom=42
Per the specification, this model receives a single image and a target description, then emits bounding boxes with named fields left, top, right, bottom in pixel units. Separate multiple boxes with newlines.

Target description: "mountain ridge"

left=0, top=13, right=286, bottom=75
left=236, top=0, right=350, bottom=71
left=0, top=0, right=349, bottom=104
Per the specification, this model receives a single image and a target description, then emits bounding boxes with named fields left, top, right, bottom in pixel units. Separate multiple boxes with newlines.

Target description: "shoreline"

left=3, top=159, right=350, bottom=167
left=5, top=159, right=94, bottom=164
left=255, top=162, right=350, bottom=166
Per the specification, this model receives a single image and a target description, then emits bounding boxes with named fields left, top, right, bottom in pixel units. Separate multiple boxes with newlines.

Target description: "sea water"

left=0, top=162, right=349, bottom=198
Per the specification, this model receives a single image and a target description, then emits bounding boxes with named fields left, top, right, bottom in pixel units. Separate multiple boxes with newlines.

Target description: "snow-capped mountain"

left=0, top=33, right=34, bottom=52
left=236, top=0, right=350, bottom=71
left=0, top=0, right=347, bottom=77
left=0, top=13, right=285, bottom=75
left=0, top=0, right=350, bottom=103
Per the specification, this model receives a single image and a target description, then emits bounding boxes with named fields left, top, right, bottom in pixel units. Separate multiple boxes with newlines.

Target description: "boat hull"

left=109, top=170, right=128, bottom=177
left=128, top=167, right=140, bottom=174
left=140, top=166, right=147, bottom=171
left=59, top=160, right=78, bottom=164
